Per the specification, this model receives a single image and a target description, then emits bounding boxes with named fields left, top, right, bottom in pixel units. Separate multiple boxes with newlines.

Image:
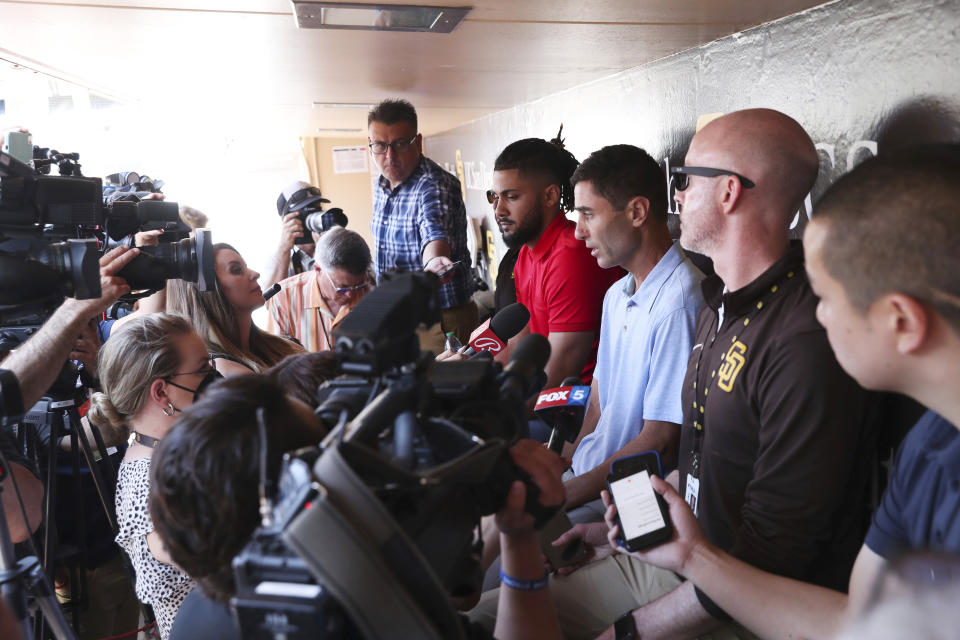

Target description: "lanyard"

left=318, top=308, right=333, bottom=350
left=689, top=269, right=796, bottom=476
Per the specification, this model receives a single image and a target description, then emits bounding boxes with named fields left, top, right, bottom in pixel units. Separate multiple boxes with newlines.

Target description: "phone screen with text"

left=610, top=470, right=666, bottom=540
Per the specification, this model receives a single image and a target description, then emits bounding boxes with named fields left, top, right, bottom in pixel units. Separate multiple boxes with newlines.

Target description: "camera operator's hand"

left=263, top=212, right=306, bottom=287
left=495, top=438, right=565, bottom=640
left=5, top=246, right=138, bottom=409
left=134, top=228, right=164, bottom=247
left=279, top=211, right=304, bottom=253
left=496, top=439, right=566, bottom=537
left=64, top=245, right=138, bottom=315
left=69, top=318, right=101, bottom=378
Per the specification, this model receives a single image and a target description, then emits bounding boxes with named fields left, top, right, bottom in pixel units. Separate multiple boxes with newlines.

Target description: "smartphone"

left=539, top=509, right=589, bottom=569
left=605, top=451, right=672, bottom=552
left=437, top=260, right=461, bottom=277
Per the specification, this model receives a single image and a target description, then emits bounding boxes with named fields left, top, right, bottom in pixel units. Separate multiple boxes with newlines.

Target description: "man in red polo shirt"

left=488, top=136, right=622, bottom=388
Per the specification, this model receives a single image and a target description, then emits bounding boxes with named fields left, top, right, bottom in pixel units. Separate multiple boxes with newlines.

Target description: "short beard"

left=501, top=207, right=543, bottom=249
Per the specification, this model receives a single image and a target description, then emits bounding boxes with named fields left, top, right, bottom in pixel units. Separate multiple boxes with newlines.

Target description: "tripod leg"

left=28, top=558, right=78, bottom=640
left=1, top=574, right=34, bottom=640
left=68, top=409, right=117, bottom=533
left=42, top=412, right=62, bottom=577
left=89, top=424, right=116, bottom=493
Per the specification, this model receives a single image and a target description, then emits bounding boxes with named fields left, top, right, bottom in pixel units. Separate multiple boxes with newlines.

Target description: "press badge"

left=685, top=474, right=700, bottom=517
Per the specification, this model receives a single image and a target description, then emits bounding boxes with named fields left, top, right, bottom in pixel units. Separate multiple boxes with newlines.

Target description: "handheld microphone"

left=498, top=332, right=551, bottom=405
left=263, top=283, right=282, bottom=301
left=535, top=376, right=591, bottom=454
left=464, top=302, right=529, bottom=356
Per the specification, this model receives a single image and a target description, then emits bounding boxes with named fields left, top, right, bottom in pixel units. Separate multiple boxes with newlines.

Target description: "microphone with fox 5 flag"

left=463, top=302, right=530, bottom=356
left=535, top=376, right=591, bottom=454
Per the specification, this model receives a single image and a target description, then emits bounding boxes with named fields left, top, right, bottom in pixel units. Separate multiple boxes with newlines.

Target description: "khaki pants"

left=468, top=554, right=759, bottom=640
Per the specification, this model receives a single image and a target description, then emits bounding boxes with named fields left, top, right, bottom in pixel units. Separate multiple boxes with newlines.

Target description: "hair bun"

left=87, top=392, right=120, bottom=427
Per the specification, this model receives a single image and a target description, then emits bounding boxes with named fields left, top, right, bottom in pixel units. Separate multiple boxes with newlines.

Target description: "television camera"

left=232, top=271, right=557, bottom=640
left=0, top=146, right=214, bottom=332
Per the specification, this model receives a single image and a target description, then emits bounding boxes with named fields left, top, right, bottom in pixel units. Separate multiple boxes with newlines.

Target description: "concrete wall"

left=424, top=0, right=960, bottom=288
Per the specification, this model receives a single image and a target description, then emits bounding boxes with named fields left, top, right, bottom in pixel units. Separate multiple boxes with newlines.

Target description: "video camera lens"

left=0, top=238, right=101, bottom=304
left=117, top=228, right=215, bottom=293
left=304, top=207, right=348, bottom=236
left=103, top=198, right=182, bottom=241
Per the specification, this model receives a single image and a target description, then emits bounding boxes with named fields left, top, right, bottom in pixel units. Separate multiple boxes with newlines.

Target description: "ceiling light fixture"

left=312, top=102, right=374, bottom=109
left=292, top=2, right=471, bottom=33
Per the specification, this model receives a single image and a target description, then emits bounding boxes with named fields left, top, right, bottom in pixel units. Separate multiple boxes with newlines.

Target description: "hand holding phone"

left=605, top=452, right=672, bottom=552
left=437, top=260, right=461, bottom=278
left=539, top=510, right=590, bottom=570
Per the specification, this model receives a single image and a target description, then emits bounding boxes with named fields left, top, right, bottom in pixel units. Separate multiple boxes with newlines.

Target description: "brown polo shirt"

left=678, top=242, right=879, bottom=616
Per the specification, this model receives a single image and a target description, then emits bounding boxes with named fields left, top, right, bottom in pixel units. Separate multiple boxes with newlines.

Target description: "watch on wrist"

left=614, top=610, right=638, bottom=640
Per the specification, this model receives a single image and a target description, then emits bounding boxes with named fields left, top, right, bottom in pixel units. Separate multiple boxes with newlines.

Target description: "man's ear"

left=881, top=293, right=929, bottom=355
left=542, top=183, right=561, bottom=210
left=415, top=133, right=423, bottom=155
left=719, top=175, right=745, bottom=214
left=626, top=195, right=651, bottom=228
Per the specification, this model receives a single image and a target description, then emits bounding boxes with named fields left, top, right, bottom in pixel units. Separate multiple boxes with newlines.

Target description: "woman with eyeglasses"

left=87, top=313, right=220, bottom=639
left=166, top=243, right=304, bottom=375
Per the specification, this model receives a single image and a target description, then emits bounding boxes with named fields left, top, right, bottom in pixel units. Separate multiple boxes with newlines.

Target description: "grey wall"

left=425, top=0, right=960, bottom=288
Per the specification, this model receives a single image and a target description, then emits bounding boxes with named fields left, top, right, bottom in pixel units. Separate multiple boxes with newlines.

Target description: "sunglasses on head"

left=670, top=166, right=756, bottom=192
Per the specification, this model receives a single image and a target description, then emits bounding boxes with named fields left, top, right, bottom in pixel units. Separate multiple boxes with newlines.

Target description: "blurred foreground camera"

left=0, top=238, right=100, bottom=306
left=233, top=271, right=555, bottom=640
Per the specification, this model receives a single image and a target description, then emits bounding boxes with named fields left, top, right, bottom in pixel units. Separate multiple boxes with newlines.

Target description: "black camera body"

left=0, top=148, right=215, bottom=319
left=276, top=182, right=348, bottom=245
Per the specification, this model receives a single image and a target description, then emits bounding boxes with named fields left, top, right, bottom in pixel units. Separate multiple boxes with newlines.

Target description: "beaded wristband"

left=499, top=567, right=550, bottom=591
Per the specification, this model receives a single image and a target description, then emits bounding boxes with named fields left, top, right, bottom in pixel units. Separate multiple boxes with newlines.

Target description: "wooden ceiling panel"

left=0, top=0, right=831, bottom=135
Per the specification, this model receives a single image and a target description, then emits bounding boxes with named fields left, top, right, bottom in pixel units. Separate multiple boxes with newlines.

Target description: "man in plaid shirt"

left=368, top=99, right=477, bottom=347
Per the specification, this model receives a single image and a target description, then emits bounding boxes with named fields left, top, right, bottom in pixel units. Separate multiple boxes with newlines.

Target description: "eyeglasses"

left=368, top=135, right=418, bottom=156
left=670, top=166, right=756, bottom=193
left=167, top=357, right=217, bottom=378
left=324, top=269, right=369, bottom=295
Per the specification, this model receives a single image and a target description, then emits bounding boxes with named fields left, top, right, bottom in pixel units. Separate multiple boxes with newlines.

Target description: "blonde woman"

left=167, top=243, right=302, bottom=375
left=88, top=313, right=219, bottom=639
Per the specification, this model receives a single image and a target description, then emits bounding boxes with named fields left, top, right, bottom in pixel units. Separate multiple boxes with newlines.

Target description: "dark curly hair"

left=493, top=126, right=580, bottom=212
left=149, top=375, right=325, bottom=603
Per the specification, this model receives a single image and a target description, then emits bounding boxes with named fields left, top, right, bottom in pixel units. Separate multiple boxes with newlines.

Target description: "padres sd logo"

left=717, top=340, right=747, bottom=392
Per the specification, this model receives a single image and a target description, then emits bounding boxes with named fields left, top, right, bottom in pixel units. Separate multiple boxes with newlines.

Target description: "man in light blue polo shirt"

left=564, top=144, right=704, bottom=520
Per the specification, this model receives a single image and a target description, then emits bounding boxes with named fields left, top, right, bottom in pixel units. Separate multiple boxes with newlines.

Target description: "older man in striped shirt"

left=266, top=227, right=373, bottom=352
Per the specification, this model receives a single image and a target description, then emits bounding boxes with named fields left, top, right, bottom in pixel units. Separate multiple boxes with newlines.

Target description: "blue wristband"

left=499, top=567, right=550, bottom=591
